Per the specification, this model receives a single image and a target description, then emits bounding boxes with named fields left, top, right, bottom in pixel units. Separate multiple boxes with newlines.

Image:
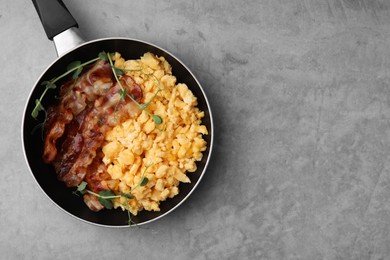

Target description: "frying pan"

left=22, top=0, right=213, bottom=227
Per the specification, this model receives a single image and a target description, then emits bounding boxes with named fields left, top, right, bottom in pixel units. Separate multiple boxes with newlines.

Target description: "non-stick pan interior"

left=23, top=38, right=213, bottom=227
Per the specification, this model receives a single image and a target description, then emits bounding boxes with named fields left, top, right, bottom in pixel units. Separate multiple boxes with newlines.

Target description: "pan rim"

left=21, top=36, right=214, bottom=228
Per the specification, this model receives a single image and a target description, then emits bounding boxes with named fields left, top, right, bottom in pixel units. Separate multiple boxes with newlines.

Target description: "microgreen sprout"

left=106, top=52, right=163, bottom=126
left=31, top=54, right=105, bottom=120
left=74, top=163, right=153, bottom=225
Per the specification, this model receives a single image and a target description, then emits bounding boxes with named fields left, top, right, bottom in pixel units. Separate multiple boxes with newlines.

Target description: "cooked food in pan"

left=35, top=52, right=208, bottom=217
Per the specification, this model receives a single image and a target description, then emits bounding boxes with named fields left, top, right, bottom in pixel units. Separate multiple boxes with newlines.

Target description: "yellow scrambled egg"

left=101, top=52, right=207, bottom=215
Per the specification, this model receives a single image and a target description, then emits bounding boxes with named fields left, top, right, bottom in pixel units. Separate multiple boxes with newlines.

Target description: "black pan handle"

left=32, top=0, right=78, bottom=40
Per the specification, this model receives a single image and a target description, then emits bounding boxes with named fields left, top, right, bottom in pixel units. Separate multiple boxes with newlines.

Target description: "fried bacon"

left=43, top=60, right=142, bottom=211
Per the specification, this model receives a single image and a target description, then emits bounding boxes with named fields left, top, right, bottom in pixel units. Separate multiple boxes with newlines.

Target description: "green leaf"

left=66, top=61, right=83, bottom=79
left=31, top=109, right=39, bottom=119
left=152, top=115, right=163, bottom=125
left=67, top=61, right=81, bottom=71
left=72, top=66, right=83, bottom=79
left=120, top=192, right=135, bottom=199
left=45, top=82, right=56, bottom=89
left=31, top=99, right=45, bottom=119
left=41, top=80, right=50, bottom=86
left=98, top=190, right=115, bottom=209
left=98, top=51, right=108, bottom=61
left=35, top=99, right=44, bottom=109
left=99, top=190, right=116, bottom=198
left=67, top=61, right=80, bottom=70
left=98, top=197, right=113, bottom=209
left=114, top=67, right=125, bottom=76
left=77, top=181, right=87, bottom=192
left=140, top=177, right=149, bottom=187
left=139, top=103, right=149, bottom=110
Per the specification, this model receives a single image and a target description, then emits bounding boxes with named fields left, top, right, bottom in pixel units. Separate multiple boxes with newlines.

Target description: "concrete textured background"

left=1, top=0, right=390, bottom=259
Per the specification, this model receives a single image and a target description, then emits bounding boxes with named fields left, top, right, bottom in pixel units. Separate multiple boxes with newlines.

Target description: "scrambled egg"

left=102, top=52, right=207, bottom=215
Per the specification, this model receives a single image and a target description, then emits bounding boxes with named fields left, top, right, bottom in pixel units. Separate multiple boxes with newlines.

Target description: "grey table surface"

left=2, top=0, right=390, bottom=259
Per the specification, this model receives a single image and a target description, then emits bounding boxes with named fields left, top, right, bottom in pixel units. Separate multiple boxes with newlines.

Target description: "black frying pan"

left=22, top=0, right=213, bottom=227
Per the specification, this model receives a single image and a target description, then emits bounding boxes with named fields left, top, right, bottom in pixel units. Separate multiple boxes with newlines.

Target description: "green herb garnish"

left=98, top=190, right=116, bottom=209
left=106, top=52, right=163, bottom=126
left=31, top=51, right=107, bottom=121
left=140, top=177, right=149, bottom=187
left=75, top=163, right=153, bottom=226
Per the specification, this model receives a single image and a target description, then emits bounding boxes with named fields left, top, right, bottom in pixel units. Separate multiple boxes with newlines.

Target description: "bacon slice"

left=43, top=60, right=142, bottom=211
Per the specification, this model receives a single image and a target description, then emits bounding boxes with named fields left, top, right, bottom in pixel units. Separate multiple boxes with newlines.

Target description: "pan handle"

left=32, top=0, right=85, bottom=56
